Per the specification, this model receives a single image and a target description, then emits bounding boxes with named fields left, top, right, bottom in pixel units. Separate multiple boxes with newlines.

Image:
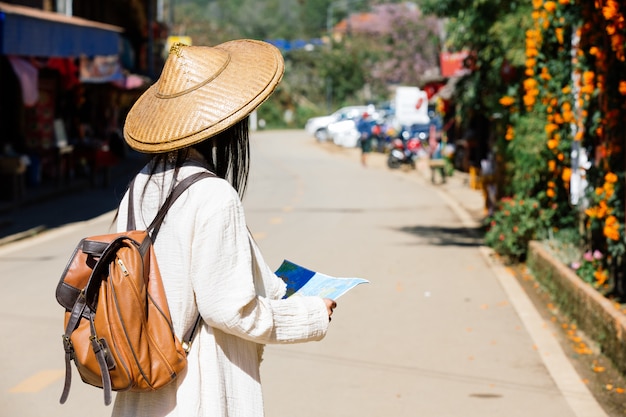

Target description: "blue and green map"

left=276, top=260, right=368, bottom=299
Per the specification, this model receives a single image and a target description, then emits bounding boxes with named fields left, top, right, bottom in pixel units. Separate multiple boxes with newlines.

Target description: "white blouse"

left=112, top=158, right=329, bottom=417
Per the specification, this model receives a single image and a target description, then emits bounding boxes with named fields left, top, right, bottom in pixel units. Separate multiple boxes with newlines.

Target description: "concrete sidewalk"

left=0, top=152, right=146, bottom=245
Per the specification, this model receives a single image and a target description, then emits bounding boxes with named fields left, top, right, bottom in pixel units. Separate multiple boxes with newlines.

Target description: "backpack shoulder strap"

left=126, top=171, right=215, bottom=238
left=126, top=170, right=214, bottom=354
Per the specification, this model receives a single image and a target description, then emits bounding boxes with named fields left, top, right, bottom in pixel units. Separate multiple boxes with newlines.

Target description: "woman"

left=113, top=40, right=336, bottom=417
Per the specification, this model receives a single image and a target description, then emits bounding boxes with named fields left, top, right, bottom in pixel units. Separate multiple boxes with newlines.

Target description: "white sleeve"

left=190, top=185, right=329, bottom=344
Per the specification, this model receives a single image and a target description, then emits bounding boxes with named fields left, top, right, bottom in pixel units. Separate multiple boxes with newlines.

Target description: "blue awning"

left=0, top=2, right=122, bottom=58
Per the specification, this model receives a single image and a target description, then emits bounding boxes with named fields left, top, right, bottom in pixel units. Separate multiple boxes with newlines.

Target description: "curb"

left=527, top=240, right=626, bottom=377
left=0, top=225, right=47, bottom=246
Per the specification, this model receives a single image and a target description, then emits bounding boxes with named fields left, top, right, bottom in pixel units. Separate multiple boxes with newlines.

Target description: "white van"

left=393, top=86, right=430, bottom=128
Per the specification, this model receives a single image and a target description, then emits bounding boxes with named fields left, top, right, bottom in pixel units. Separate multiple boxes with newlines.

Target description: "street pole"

left=169, top=0, right=175, bottom=30
left=157, top=0, right=164, bottom=22
left=325, top=0, right=363, bottom=112
left=56, top=0, right=71, bottom=15
left=148, top=0, right=155, bottom=79
left=326, top=3, right=335, bottom=113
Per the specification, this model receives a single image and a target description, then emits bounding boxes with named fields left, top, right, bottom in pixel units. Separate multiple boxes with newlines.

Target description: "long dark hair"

left=114, top=117, right=251, bottom=228
left=145, top=116, right=251, bottom=199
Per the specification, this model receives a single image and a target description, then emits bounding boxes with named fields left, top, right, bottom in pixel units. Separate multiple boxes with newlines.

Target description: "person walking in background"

left=114, top=40, right=337, bottom=417
left=357, top=112, right=373, bottom=166
left=429, top=136, right=447, bottom=184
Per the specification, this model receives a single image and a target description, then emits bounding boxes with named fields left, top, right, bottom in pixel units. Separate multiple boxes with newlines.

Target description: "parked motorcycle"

left=387, top=137, right=418, bottom=169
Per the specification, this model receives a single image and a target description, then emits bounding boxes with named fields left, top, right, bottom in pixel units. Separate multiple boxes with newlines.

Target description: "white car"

left=328, top=119, right=360, bottom=147
left=328, top=109, right=390, bottom=148
left=304, top=105, right=372, bottom=142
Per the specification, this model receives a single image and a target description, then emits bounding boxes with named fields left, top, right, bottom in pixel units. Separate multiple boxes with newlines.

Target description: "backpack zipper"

left=117, top=258, right=129, bottom=276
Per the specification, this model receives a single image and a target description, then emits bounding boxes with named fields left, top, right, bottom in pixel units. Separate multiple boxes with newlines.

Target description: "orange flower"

left=606, top=24, right=616, bottom=36
left=555, top=28, right=564, bottom=44
left=597, top=201, right=608, bottom=218
left=602, top=0, right=619, bottom=20
left=619, top=81, right=626, bottom=95
left=558, top=0, right=569, bottom=4
left=523, top=95, right=536, bottom=107
left=524, top=78, right=538, bottom=90
left=580, top=84, right=595, bottom=94
left=533, top=0, right=543, bottom=10
left=594, top=269, right=609, bottom=286
left=585, top=207, right=598, bottom=218
left=604, top=227, right=620, bottom=241
left=574, top=130, right=584, bottom=141
left=499, top=96, right=516, bottom=106
left=562, top=111, right=574, bottom=123
left=505, top=125, right=515, bottom=141
left=583, top=71, right=595, bottom=85
left=605, top=172, right=618, bottom=183
left=545, top=123, right=559, bottom=136
left=544, top=1, right=556, bottom=12
left=547, top=139, right=559, bottom=149
left=554, top=114, right=564, bottom=124
left=548, top=160, right=556, bottom=171
left=562, top=85, right=571, bottom=94
left=557, top=153, right=564, bottom=161
left=546, top=188, right=556, bottom=198
left=562, top=167, right=572, bottom=182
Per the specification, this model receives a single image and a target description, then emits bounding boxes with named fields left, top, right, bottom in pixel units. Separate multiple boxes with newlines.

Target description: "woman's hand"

left=324, top=298, right=337, bottom=321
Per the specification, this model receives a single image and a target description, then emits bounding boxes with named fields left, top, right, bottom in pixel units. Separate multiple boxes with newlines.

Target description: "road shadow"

left=0, top=153, right=148, bottom=241
left=394, top=224, right=485, bottom=247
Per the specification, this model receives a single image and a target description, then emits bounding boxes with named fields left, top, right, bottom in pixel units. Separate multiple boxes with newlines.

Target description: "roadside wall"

left=527, top=240, right=626, bottom=376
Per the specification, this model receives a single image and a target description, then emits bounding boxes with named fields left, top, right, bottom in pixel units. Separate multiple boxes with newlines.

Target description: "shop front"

left=0, top=2, right=126, bottom=201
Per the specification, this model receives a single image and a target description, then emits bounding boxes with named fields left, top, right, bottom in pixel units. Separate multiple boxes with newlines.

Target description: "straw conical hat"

left=124, top=39, right=284, bottom=153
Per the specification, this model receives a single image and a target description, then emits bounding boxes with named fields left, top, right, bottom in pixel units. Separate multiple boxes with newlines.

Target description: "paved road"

left=0, top=130, right=608, bottom=416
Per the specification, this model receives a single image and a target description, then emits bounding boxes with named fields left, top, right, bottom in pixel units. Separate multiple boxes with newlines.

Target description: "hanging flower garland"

left=517, top=0, right=575, bottom=218
left=504, top=0, right=625, bottom=290
left=577, top=0, right=626, bottom=290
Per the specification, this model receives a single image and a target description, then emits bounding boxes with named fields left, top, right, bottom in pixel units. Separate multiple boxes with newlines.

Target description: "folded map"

left=275, top=260, right=369, bottom=299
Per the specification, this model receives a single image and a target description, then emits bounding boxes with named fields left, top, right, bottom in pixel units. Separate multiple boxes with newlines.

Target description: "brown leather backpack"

left=56, top=171, right=211, bottom=405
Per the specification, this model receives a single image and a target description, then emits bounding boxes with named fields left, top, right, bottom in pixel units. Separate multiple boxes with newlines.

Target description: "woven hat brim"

left=124, top=39, right=284, bottom=153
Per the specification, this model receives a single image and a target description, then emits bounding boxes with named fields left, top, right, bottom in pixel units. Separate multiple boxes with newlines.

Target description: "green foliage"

left=504, top=112, right=549, bottom=197
left=485, top=196, right=555, bottom=263
left=421, top=0, right=532, bottom=118
left=319, top=41, right=369, bottom=107
left=256, top=97, right=284, bottom=128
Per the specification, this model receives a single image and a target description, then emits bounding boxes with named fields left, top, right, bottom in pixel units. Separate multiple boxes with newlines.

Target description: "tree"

left=327, top=3, right=442, bottom=101
left=421, top=0, right=530, bottom=117
left=366, top=3, right=441, bottom=89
